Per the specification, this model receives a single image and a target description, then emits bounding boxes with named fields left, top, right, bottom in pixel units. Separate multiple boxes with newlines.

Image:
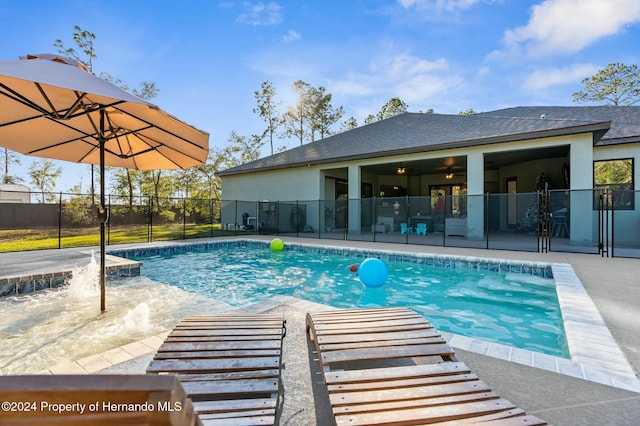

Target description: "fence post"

left=373, top=196, right=377, bottom=242
left=107, top=194, right=111, bottom=246
left=148, top=196, right=153, bottom=243
left=405, top=195, right=409, bottom=244
left=58, top=191, right=62, bottom=249
left=485, top=193, right=489, bottom=250
left=183, top=196, right=187, bottom=240
left=611, top=190, right=615, bottom=257
left=255, top=200, right=259, bottom=235
left=210, top=199, right=214, bottom=238
left=234, top=200, right=238, bottom=236
left=604, top=189, right=613, bottom=257
left=318, top=199, right=322, bottom=239
left=343, top=199, right=347, bottom=241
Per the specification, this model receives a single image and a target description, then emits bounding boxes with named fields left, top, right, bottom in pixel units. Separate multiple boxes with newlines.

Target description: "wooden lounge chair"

left=147, top=314, right=286, bottom=426
left=307, top=307, right=547, bottom=425
left=0, top=374, right=199, bottom=425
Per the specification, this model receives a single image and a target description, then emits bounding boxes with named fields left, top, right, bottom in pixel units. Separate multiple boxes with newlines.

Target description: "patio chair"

left=307, top=307, right=547, bottom=425
left=400, top=222, right=413, bottom=234
left=415, top=222, right=427, bottom=235
left=147, top=313, right=286, bottom=425
left=0, top=374, right=199, bottom=425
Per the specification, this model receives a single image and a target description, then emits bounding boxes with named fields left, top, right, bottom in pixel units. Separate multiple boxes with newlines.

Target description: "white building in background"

left=0, top=184, right=31, bottom=203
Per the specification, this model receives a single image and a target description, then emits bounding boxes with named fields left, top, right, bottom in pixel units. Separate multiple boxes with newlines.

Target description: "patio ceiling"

left=360, top=145, right=569, bottom=176
left=361, top=156, right=465, bottom=176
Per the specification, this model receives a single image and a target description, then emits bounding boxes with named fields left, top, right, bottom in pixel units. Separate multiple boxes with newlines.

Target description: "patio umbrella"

left=0, top=54, right=209, bottom=312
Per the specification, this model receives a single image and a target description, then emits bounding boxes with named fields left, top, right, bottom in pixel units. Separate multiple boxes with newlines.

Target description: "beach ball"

left=358, top=258, right=388, bottom=287
left=349, top=264, right=358, bottom=273
left=270, top=238, right=285, bottom=251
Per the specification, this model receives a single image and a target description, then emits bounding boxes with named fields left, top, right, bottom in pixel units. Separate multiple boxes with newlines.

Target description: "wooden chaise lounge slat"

left=147, top=313, right=285, bottom=426
left=0, top=374, right=200, bottom=426
left=307, top=307, right=547, bottom=426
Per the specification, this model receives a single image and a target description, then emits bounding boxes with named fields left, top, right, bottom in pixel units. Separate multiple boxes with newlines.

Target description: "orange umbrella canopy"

left=0, top=54, right=209, bottom=312
left=0, top=54, right=209, bottom=170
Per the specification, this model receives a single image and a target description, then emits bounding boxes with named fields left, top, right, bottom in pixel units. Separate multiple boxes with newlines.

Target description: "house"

left=0, top=184, right=31, bottom=203
left=218, top=106, right=640, bottom=247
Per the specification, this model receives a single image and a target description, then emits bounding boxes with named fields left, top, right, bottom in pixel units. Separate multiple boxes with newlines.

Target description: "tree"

left=459, top=108, right=477, bottom=116
left=572, top=63, right=640, bottom=106
left=1, top=148, right=21, bottom=184
left=254, top=81, right=282, bottom=155
left=281, top=81, right=345, bottom=143
left=195, top=150, right=225, bottom=202
left=363, top=114, right=377, bottom=125
left=54, top=25, right=96, bottom=71
left=62, top=184, right=94, bottom=226
left=312, top=86, right=344, bottom=140
left=362, top=97, right=409, bottom=126
left=340, top=116, right=358, bottom=132
left=175, top=168, right=201, bottom=199
left=377, top=97, right=408, bottom=121
left=29, top=159, right=62, bottom=203
left=226, top=131, right=265, bottom=166
left=110, top=168, right=143, bottom=206
left=139, top=170, right=176, bottom=222
left=282, top=80, right=315, bottom=145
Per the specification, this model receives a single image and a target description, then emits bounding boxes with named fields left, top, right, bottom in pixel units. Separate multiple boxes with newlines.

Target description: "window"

left=593, top=158, right=634, bottom=210
left=429, top=184, right=467, bottom=216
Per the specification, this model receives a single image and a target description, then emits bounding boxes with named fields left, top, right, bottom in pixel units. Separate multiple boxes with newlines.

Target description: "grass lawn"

left=0, top=223, right=243, bottom=252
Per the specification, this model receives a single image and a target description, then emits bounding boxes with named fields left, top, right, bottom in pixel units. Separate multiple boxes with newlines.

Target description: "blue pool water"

left=129, top=243, right=568, bottom=358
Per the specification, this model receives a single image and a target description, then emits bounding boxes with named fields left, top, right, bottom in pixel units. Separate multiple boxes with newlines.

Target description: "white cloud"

left=477, top=66, right=491, bottom=78
left=330, top=52, right=462, bottom=108
left=236, top=2, right=282, bottom=26
left=386, top=54, right=449, bottom=77
left=521, top=63, right=600, bottom=90
left=504, top=0, right=640, bottom=56
left=282, top=29, right=301, bottom=43
left=397, top=0, right=481, bottom=12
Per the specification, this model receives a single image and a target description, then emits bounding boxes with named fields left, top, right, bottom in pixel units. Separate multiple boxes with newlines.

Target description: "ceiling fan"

left=444, top=167, right=466, bottom=179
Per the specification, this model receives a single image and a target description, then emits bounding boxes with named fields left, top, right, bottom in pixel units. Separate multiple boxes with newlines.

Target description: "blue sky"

left=2, top=0, right=640, bottom=192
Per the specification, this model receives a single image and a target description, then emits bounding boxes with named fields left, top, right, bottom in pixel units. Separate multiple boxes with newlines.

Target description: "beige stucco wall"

left=221, top=166, right=322, bottom=230
left=222, top=166, right=321, bottom=202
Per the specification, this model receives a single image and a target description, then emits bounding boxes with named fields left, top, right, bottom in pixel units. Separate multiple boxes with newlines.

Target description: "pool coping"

left=29, top=238, right=640, bottom=392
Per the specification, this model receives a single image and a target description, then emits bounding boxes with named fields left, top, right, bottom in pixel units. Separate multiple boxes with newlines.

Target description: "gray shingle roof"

left=218, top=109, right=617, bottom=176
left=480, top=106, right=640, bottom=145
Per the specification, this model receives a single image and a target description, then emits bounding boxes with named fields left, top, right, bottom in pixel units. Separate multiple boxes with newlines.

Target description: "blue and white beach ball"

left=270, top=238, right=285, bottom=251
left=358, top=258, right=388, bottom=287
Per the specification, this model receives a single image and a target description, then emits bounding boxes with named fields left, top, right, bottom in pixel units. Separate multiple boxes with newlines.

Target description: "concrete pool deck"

left=1, top=236, right=640, bottom=424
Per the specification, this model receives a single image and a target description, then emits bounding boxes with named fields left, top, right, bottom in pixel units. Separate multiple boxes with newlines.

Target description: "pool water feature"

left=0, top=259, right=231, bottom=374
left=128, top=242, right=568, bottom=358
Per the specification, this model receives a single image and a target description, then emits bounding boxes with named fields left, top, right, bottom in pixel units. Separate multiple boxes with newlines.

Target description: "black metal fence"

left=1, top=189, right=639, bottom=258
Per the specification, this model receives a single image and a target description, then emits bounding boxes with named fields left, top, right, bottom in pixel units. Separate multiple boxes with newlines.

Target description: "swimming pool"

left=123, top=240, right=568, bottom=358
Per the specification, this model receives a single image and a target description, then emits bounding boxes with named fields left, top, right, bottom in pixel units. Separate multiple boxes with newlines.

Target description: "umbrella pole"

left=99, top=108, right=106, bottom=312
